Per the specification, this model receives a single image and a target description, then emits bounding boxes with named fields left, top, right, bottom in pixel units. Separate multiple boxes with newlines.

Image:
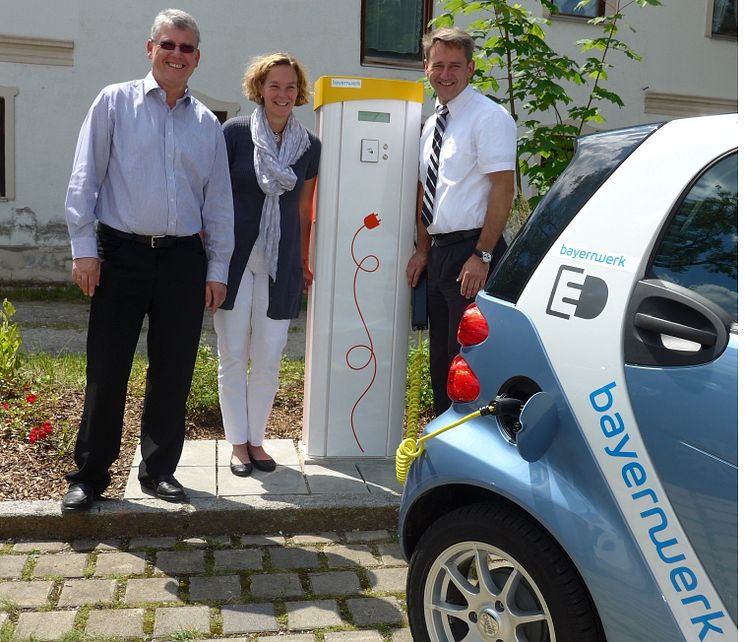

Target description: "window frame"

left=550, top=0, right=606, bottom=20
left=360, top=0, right=433, bottom=69
left=0, top=86, right=18, bottom=201
left=706, top=0, right=738, bottom=39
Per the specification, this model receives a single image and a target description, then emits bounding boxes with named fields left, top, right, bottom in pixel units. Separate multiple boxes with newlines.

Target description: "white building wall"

left=0, top=0, right=737, bottom=282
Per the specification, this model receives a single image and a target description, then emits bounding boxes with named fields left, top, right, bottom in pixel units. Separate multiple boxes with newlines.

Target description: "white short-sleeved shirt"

left=419, top=85, right=517, bottom=234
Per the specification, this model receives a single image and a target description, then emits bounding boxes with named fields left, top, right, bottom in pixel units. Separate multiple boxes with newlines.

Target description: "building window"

left=552, top=0, right=605, bottom=18
left=708, top=0, right=737, bottom=38
left=0, top=86, right=18, bottom=201
left=361, top=0, right=432, bottom=68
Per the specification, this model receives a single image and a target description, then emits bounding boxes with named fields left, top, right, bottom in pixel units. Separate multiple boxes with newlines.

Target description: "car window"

left=649, top=152, right=738, bottom=322
left=486, top=123, right=662, bottom=303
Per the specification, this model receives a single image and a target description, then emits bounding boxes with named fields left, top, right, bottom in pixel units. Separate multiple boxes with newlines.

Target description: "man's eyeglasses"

left=155, top=40, right=197, bottom=54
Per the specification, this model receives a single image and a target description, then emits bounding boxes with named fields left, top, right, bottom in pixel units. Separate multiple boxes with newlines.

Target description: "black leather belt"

left=98, top=223, right=196, bottom=249
left=430, top=228, right=481, bottom=247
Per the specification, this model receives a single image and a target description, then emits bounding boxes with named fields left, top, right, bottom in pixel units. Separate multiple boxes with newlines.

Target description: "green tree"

left=432, top=0, right=660, bottom=206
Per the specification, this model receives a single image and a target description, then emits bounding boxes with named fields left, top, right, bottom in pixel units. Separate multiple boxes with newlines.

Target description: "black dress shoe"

left=249, top=453, right=277, bottom=473
left=230, top=460, right=253, bottom=477
left=62, top=483, right=95, bottom=512
left=140, top=476, right=187, bottom=502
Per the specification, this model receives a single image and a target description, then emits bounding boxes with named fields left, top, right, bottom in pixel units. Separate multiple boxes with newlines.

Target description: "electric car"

left=398, top=114, right=737, bottom=642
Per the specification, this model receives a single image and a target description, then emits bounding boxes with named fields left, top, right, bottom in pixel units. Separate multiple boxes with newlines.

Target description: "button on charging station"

left=361, top=139, right=379, bottom=163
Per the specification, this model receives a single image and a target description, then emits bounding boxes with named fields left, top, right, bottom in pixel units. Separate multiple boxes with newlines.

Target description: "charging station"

left=302, top=76, right=423, bottom=458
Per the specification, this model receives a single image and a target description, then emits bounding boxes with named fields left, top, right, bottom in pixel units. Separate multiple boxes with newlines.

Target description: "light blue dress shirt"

left=65, top=72, right=234, bottom=283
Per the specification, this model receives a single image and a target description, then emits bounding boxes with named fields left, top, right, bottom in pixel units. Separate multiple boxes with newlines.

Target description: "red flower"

left=1, top=402, right=8, bottom=411
left=26, top=394, right=37, bottom=405
left=41, top=421, right=53, bottom=436
left=29, top=427, right=40, bottom=443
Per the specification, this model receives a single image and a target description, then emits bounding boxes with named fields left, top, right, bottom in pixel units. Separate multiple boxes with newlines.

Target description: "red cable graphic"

left=345, top=212, right=381, bottom=453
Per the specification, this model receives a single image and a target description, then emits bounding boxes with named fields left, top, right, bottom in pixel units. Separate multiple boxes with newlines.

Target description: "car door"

left=623, top=151, right=738, bottom=620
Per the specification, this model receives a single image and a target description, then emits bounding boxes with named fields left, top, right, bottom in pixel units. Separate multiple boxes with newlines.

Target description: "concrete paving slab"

left=69, top=539, right=121, bottom=552
left=128, top=536, right=178, bottom=550
left=124, top=577, right=180, bottom=603
left=309, top=570, right=361, bottom=595
left=304, top=464, right=368, bottom=495
left=285, top=598, right=344, bottom=629
left=356, top=461, right=402, bottom=496
left=12, top=541, right=67, bottom=553
left=213, top=548, right=263, bottom=571
left=221, top=603, right=279, bottom=633
left=94, top=551, right=147, bottom=576
left=249, top=572, right=304, bottom=598
left=289, top=532, right=339, bottom=544
left=324, top=631, right=383, bottom=642
left=376, top=543, right=407, bottom=566
left=255, top=635, right=313, bottom=642
left=13, top=610, right=77, bottom=641
left=0, top=580, right=53, bottom=607
left=175, top=465, right=218, bottom=497
left=344, top=529, right=391, bottom=543
left=367, top=567, right=407, bottom=593
left=124, top=466, right=216, bottom=499
left=391, top=628, right=414, bottom=641
left=0, top=554, right=26, bottom=578
left=57, top=578, right=116, bottom=606
left=32, top=552, right=89, bottom=578
left=178, top=440, right=218, bottom=467
left=153, top=605, right=211, bottom=637
left=154, top=550, right=206, bottom=575
left=269, top=546, right=321, bottom=570
left=347, top=596, right=405, bottom=626
left=205, top=535, right=233, bottom=547
left=218, top=465, right=308, bottom=496
left=239, top=534, right=286, bottom=546
left=217, top=438, right=300, bottom=466
left=324, top=544, right=379, bottom=568
left=189, top=575, right=242, bottom=602
left=86, top=608, right=145, bottom=638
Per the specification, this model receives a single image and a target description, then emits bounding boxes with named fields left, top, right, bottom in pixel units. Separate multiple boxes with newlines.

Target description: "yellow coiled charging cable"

left=396, top=399, right=504, bottom=485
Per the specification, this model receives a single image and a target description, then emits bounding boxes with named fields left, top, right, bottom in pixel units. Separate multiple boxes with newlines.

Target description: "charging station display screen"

left=358, top=111, right=391, bottom=123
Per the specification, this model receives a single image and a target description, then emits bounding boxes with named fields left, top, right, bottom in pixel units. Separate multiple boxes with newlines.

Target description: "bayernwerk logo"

left=546, top=265, right=608, bottom=320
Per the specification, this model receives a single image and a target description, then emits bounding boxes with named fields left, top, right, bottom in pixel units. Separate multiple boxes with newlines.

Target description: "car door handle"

left=634, top=312, right=717, bottom=347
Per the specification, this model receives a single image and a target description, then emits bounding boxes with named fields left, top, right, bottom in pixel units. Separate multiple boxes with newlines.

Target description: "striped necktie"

left=421, top=104, right=449, bottom=229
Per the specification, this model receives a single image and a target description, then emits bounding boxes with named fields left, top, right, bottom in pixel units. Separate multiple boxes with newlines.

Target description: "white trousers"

left=213, top=250, right=290, bottom=447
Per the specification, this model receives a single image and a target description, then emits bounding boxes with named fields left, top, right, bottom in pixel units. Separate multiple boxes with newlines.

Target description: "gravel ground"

left=11, top=301, right=308, bottom=359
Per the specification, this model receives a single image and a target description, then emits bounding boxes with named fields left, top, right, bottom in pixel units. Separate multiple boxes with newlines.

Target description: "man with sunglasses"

left=62, top=9, right=233, bottom=511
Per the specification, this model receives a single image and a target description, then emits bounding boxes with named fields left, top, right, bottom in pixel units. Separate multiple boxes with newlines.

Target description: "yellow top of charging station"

left=313, top=76, right=424, bottom=110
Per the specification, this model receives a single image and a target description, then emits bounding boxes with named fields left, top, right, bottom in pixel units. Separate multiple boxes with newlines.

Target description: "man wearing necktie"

left=406, top=27, right=517, bottom=415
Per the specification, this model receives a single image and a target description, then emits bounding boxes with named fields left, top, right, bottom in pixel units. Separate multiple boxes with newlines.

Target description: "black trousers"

left=65, top=231, right=207, bottom=493
left=426, top=236, right=506, bottom=415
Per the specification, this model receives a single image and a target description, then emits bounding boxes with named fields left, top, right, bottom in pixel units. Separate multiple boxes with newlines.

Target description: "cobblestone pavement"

left=0, top=530, right=412, bottom=641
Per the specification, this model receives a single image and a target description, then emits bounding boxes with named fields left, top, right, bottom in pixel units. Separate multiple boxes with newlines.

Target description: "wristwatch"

left=474, top=248, right=492, bottom=264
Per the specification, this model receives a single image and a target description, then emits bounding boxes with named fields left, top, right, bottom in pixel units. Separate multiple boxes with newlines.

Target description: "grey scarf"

left=251, top=106, right=310, bottom=280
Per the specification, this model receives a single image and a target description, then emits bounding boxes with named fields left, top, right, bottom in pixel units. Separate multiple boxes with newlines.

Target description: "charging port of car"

left=496, top=377, right=542, bottom=441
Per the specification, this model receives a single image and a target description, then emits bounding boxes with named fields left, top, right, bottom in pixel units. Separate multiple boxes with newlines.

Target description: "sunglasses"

left=155, top=40, right=197, bottom=54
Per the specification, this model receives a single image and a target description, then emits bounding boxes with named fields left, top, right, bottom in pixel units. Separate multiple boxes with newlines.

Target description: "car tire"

left=406, top=501, right=605, bottom=642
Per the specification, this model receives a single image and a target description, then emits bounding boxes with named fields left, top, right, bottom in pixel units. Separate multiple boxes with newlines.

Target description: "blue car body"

left=399, top=114, right=737, bottom=642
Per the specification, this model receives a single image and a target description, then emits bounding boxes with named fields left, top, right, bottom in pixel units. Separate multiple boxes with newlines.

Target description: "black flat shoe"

left=230, top=461, right=253, bottom=477
left=140, top=476, right=187, bottom=502
left=62, top=483, right=96, bottom=512
left=249, top=453, right=277, bottom=473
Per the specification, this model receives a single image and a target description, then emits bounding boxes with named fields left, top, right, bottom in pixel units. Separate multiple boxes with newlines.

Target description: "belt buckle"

left=150, top=235, right=166, bottom=248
